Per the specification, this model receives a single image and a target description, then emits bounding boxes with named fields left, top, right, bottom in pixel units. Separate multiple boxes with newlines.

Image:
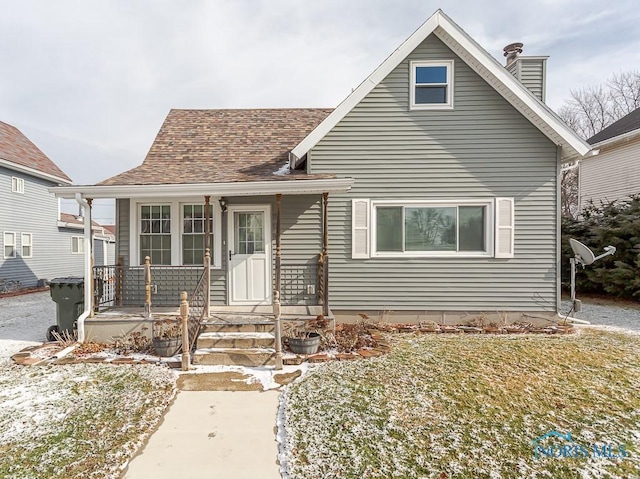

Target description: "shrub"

left=561, top=195, right=640, bottom=301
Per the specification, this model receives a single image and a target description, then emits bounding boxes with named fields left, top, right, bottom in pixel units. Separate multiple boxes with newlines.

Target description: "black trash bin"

left=48, top=277, right=85, bottom=341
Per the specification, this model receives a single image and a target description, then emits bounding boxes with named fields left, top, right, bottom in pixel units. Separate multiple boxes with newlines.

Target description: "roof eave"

left=588, top=127, right=640, bottom=151
left=50, top=177, right=355, bottom=199
left=0, top=157, right=72, bottom=185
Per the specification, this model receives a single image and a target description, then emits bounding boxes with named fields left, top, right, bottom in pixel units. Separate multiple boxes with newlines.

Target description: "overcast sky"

left=2, top=0, right=639, bottom=223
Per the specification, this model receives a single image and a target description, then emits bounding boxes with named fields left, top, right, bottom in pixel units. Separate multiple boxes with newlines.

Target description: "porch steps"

left=197, top=331, right=275, bottom=349
left=194, top=316, right=276, bottom=367
left=193, top=348, right=276, bottom=367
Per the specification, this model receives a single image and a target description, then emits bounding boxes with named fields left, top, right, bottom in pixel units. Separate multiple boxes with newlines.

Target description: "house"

left=52, top=10, right=590, bottom=339
left=0, top=120, right=91, bottom=288
left=57, top=213, right=116, bottom=267
left=579, top=107, right=640, bottom=212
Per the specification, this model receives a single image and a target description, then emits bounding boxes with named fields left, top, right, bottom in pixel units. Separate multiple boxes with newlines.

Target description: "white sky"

left=2, top=0, right=639, bottom=223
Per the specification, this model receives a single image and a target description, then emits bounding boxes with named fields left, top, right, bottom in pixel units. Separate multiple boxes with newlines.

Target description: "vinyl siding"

left=505, top=57, right=545, bottom=102
left=579, top=139, right=640, bottom=210
left=115, top=194, right=322, bottom=306
left=308, top=34, right=558, bottom=312
left=0, top=166, right=83, bottom=287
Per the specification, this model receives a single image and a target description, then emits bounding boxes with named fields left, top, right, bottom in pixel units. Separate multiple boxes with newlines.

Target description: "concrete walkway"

left=123, top=391, right=281, bottom=479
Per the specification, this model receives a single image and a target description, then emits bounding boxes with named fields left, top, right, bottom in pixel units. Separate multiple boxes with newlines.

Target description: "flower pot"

left=153, top=337, right=181, bottom=357
left=288, top=332, right=321, bottom=355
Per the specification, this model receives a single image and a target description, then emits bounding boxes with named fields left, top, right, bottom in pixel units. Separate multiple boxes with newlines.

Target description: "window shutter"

left=495, top=197, right=514, bottom=258
left=351, top=199, right=370, bottom=259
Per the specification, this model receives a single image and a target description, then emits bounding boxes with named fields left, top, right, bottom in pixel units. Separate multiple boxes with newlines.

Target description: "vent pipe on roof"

left=503, top=42, right=524, bottom=65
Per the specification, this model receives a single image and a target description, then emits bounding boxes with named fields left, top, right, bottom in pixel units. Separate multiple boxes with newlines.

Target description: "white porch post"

left=84, top=198, right=94, bottom=318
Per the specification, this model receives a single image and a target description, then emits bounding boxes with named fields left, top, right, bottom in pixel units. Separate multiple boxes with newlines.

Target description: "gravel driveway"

left=0, top=291, right=55, bottom=359
left=560, top=299, right=640, bottom=331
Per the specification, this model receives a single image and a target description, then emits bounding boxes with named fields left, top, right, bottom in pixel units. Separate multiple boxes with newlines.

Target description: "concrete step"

left=201, top=321, right=275, bottom=334
left=197, top=331, right=275, bottom=349
left=193, top=348, right=275, bottom=367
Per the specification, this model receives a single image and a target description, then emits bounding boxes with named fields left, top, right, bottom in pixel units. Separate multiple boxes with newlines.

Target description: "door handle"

left=229, top=250, right=232, bottom=261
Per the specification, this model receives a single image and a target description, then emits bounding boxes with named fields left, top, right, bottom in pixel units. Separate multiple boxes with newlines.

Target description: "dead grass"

left=281, top=329, right=640, bottom=478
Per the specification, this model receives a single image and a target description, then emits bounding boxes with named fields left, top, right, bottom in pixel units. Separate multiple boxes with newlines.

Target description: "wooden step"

left=193, top=348, right=275, bottom=367
left=200, top=321, right=275, bottom=334
left=197, top=331, right=275, bottom=349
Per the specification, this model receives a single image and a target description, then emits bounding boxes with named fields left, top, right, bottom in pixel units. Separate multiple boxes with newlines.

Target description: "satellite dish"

left=569, top=238, right=595, bottom=266
left=568, top=238, right=616, bottom=314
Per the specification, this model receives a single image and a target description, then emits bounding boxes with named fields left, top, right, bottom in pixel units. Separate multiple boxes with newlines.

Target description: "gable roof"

left=0, top=121, right=72, bottom=184
left=58, top=212, right=115, bottom=238
left=587, top=107, right=640, bottom=145
left=98, top=108, right=334, bottom=186
left=291, top=9, right=590, bottom=165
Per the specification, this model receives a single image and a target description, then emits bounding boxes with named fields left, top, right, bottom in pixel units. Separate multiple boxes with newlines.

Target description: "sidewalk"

left=123, top=391, right=281, bottom=479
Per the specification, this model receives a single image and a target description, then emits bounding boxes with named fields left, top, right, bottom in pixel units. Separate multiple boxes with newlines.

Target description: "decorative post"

left=274, top=193, right=283, bottom=370
left=116, top=255, right=123, bottom=307
left=204, top=247, right=211, bottom=318
left=144, top=256, right=152, bottom=319
left=322, top=192, right=329, bottom=317
left=180, top=291, right=190, bottom=370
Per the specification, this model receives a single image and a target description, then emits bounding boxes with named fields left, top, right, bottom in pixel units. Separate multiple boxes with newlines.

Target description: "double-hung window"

left=140, top=205, right=172, bottom=265
left=3, top=232, right=16, bottom=258
left=182, top=204, right=214, bottom=265
left=21, top=233, right=32, bottom=258
left=374, top=201, right=490, bottom=256
left=71, top=236, right=84, bottom=254
left=410, top=60, right=454, bottom=109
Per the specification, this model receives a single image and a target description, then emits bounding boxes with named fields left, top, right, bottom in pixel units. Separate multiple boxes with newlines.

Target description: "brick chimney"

left=503, top=43, right=548, bottom=103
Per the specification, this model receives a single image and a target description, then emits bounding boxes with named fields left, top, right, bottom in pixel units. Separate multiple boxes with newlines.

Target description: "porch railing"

left=184, top=265, right=209, bottom=352
left=93, top=264, right=119, bottom=311
left=280, top=262, right=318, bottom=305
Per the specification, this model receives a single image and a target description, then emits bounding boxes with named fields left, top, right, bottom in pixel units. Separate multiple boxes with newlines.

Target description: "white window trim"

left=11, top=176, right=24, bottom=194
left=371, top=199, right=494, bottom=258
left=3, top=232, right=16, bottom=259
left=130, top=198, right=222, bottom=268
left=21, top=233, right=33, bottom=258
left=71, top=236, right=85, bottom=254
left=410, top=60, right=454, bottom=110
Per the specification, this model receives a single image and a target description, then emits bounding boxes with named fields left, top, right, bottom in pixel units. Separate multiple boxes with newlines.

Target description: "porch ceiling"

left=50, top=177, right=354, bottom=199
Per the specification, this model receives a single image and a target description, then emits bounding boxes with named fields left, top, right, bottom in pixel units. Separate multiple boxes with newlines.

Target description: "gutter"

left=74, top=193, right=92, bottom=343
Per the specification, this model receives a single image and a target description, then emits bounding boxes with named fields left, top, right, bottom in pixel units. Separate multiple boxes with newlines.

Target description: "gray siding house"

left=0, top=121, right=86, bottom=288
left=53, top=10, right=590, bottom=318
left=579, top=107, right=640, bottom=212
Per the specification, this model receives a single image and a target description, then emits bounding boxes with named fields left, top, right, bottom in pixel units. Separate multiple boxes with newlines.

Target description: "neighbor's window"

left=140, top=205, right=171, bottom=265
left=11, top=177, right=24, bottom=194
left=374, top=202, right=488, bottom=255
left=182, top=204, right=214, bottom=265
left=21, top=233, right=32, bottom=258
left=3, top=232, right=16, bottom=258
left=71, top=236, right=84, bottom=254
left=410, top=60, right=454, bottom=109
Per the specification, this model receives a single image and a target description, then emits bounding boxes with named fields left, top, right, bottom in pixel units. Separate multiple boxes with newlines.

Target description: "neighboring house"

left=58, top=213, right=116, bottom=266
left=579, top=107, right=640, bottom=212
left=53, top=10, right=589, bottom=318
left=0, top=120, right=90, bottom=288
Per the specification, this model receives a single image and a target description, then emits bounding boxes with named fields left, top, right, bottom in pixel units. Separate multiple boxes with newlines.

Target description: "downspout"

left=74, top=192, right=92, bottom=342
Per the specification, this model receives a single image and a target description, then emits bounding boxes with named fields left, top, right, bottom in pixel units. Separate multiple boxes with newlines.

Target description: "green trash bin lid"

left=49, top=277, right=85, bottom=285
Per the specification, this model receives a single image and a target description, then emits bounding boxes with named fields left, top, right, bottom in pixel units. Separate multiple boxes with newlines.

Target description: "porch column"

left=204, top=195, right=211, bottom=318
left=273, top=193, right=283, bottom=370
left=322, top=192, right=329, bottom=317
left=85, top=198, right=95, bottom=318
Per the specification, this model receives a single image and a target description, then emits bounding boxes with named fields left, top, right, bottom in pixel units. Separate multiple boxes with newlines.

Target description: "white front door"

left=228, top=205, right=272, bottom=305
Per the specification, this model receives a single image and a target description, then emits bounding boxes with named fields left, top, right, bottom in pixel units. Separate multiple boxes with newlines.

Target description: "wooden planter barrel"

left=288, top=333, right=321, bottom=355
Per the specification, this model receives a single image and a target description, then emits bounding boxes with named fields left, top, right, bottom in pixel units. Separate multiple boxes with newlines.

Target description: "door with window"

left=228, top=205, right=271, bottom=305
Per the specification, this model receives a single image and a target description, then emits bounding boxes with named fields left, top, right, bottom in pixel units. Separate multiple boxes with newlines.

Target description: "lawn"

left=0, top=361, right=175, bottom=479
left=280, top=329, right=640, bottom=478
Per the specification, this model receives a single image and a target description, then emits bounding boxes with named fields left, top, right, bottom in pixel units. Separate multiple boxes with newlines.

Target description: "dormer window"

left=410, top=60, right=454, bottom=109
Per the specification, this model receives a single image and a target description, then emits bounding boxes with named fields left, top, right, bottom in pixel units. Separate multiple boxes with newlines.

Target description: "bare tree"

left=558, top=70, right=640, bottom=140
left=560, top=165, right=579, bottom=219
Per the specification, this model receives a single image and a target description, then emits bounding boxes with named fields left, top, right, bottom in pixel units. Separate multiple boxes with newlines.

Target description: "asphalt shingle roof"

left=587, top=107, right=640, bottom=145
left=98, top=108, right=335, bottom=186
left=0, top=121, right=71, bottom=183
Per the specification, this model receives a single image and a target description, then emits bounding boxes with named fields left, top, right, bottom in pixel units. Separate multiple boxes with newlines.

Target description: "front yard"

left=280, top=329, right=640, bottom=478
left=0, top=361, right=175, bottom=479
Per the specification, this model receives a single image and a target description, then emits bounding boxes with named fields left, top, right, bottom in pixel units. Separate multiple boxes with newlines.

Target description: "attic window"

left=410, top=60, right=454, bottom=109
